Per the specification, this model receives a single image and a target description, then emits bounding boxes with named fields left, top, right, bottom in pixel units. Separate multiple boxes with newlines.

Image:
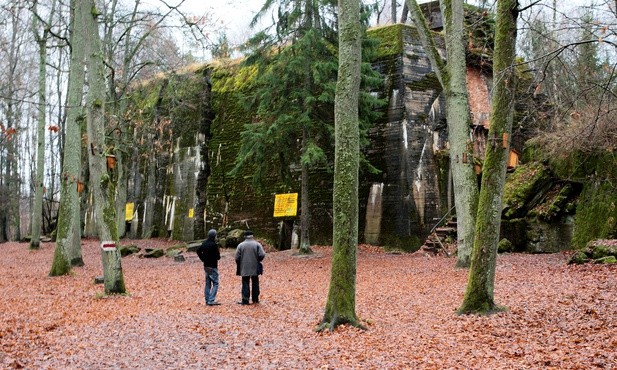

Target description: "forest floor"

left=1, top=238, right=615, bottom=369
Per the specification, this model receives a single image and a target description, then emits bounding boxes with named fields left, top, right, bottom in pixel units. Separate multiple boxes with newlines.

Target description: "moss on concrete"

left=572, top=180, right=617, bottom=248
left=502, top=162, right=551, bottom=219
left=367, top=24, right=404, bottom=60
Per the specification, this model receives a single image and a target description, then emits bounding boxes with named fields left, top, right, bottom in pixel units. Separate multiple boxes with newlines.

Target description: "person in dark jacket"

left=235, top=230, right=265, bottom=305
left=197, top=229, right=221, bottom=306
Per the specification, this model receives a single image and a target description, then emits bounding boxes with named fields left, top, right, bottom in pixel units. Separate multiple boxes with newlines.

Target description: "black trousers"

left=241, top=275, right=260, bottom=303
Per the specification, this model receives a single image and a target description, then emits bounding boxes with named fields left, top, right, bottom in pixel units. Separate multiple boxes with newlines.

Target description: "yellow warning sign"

left=125, top=203, right=134, bottom=221
left=273, top=193, right=298, bottom=217
left=188, top=208, right=194, bottom=218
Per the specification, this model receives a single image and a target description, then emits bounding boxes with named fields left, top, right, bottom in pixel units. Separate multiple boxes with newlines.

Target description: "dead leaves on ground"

left=0, top=239, right=615, bottom=369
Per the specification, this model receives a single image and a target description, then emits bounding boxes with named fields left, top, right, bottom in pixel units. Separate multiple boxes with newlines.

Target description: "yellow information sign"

left=188, top=208, right=194, bottom=218
left=125, top=203, right=134, bottom=221
left=273, top=193, right=298, bottom=217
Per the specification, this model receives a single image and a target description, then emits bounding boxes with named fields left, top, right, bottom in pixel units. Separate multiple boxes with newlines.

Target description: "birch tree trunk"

left=406, top=0, right=479, bottom=267
left=84, top=0, right=125, bottom=294
left=459, top=0, right=518, bottom=314
left=50, top=0, right=85, bottom=275
left=319, top=0, right=363, bottom=331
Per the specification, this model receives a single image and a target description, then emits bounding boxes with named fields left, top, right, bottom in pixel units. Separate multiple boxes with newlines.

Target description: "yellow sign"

left=125, top=203, right=134, bottom=221
left=188, top=208, right=194, bottom=218
left=273, top=193, right=298, bottom=217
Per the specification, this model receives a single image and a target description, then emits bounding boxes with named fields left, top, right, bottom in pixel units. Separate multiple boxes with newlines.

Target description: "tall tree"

left=30, top=0, right=58, bottom=250
left=405, top=0, right=479, bottom=267
left=459, top=0, right=518, bottom=314
left=318, top=0, right=364, bottom=331
left=50, top=0, right=86, bottom=275
left=84, top=0, right=125, bottom=294
left=233, top=0, right=341, bottom=254
left=234, top=0, right=381, bottom=253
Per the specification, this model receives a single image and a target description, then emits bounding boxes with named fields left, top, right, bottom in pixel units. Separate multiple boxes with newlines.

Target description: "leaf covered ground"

left=1, top=239, right=615, bottom=369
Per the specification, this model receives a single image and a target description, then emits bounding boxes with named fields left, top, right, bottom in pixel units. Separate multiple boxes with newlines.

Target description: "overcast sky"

left=176, top=0, right=605, bottom=60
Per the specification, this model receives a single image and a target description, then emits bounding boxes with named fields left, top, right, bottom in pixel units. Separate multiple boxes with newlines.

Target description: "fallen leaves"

left=0, top=239, right=615, bottom=369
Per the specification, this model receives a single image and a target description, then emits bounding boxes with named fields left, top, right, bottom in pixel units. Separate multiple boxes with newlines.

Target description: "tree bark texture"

left=320, top=0, right=363, bottom=331
left=5, top=6, right=21, bottom=242
left=440, top=0, right=479, bottom=268
left=299, top=127, right=312, bottom=254
left=406, top=0, right=479, bottom=267
left=85, top=0, right=125, bottom=294
left=459, top=0, right=518, bottom=314
left=50, top=0, right=86, bottom=275
left=30, top=5, right=48, bottom=250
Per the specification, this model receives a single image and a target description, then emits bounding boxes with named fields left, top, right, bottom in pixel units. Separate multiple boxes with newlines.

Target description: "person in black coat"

left=197, top=229, right=221, bottom=306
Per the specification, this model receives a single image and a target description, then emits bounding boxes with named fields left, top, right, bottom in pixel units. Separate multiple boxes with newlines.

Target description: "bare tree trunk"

left=401, top=2, right=409, bottom=23
left=85, top=0, right=125, bottom=294
left=30, top=0, right=58, bottom=249
left=459, top=0, right=518, bottom=314
left=406, top=0, right=479, bottom=267
left=51, top=0, right=85, bottom=276
left=441, top=0, right=479, bottom=267
left=30, top=18, right=47, bottom=250
left=5, top=4, right=23, bottom=242
left=392, top=0, right=397, bottom=23
left=319, top=0, right=363, bottom=332
left=299, top=127, right=312, bottom=254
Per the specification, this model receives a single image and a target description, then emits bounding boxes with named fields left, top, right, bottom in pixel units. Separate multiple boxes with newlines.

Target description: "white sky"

left=180, top=0, right=265, bottom=38
left=176, top=0, right=604, bottom=61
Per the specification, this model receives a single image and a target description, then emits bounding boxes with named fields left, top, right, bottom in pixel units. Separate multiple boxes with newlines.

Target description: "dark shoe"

left=252, top=300, right=259, bottom=304
left=207, top=302, right=221, bottom=306
left=237, top=301, right=250, bottom=305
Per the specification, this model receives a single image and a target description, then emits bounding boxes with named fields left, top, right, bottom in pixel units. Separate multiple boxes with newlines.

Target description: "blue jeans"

left=205, top=267, right=219, bottom=304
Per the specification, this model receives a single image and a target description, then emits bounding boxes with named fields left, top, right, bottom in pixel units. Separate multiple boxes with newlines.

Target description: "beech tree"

left=50, top=0, right=86, bottom=275
left=459, top=0, right=518, bottom=314
left=318, top=0, right=364, bottom=331
left=84, top=0, right=125, bottom=294
left=405, top=0, right=479, bottom=267
left=30, top=0, right=58, bottom=250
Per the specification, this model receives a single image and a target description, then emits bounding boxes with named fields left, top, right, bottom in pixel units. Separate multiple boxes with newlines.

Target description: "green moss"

left=594, top=256, right=617, bottom=264
left=568, top=251, right=589, bottom=264
left=572, top=181, right=617, bottom=248
left=497, top=238, right=514, bottom=253
left=502, top=162, right=550, bottom=219
left=367, top=24, right=404, bottom=60
left=49, top=245, right=71, bottom=276
left=528, top=183, right=577, bottom=221
left=380, top=234, right=422, bottom=253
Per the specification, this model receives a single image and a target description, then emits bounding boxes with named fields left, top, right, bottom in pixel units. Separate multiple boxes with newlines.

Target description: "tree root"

left=315, top=314, right=367, bottom=332
left=457, top=302, right=507, bottom=316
